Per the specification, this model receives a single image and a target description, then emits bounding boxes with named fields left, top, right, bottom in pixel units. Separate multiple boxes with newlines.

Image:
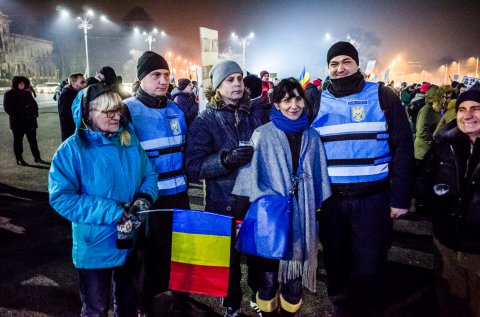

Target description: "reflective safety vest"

left=312, top=82, right=391, bottom=184
left=124, top=97, right=187, bottom=196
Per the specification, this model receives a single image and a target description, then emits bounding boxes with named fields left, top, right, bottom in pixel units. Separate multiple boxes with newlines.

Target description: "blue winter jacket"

left=48, top=89, right=158, bottom=269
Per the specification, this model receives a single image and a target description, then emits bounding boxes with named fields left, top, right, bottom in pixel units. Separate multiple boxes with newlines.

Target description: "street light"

left=143, top=28, right=158, bottom=51
left=231, top=32, right=254, bottom=68
left=76, top=10, right=106, bottom=77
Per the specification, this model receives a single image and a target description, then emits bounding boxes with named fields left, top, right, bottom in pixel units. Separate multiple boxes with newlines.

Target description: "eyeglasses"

left=93, top=107, right=123, bottom=118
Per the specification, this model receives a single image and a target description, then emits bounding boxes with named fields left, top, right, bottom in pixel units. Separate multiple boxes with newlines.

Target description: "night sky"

left=1, top=0, right=480, bottom=80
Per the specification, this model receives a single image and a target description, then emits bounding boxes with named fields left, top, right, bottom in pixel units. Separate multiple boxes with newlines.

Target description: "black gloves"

left=222, top=146, right=254, bottom=169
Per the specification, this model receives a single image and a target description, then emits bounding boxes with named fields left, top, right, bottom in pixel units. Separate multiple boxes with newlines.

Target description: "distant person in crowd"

left=304, top=78, right=321, bottom=122
left=408, top=82, right=431, bottom=136
left=401, top=82, right=413, bottom=106
left=312, top=78, right=323, bottom=92
left=3, top=76, right=47, bottom=166
left=116, top=75, right=132, bottom=99
left=232, top=78, right=331, bottom=316
left=260, top=70, right=273, bottom=104
left=96, top=66, right=131, bottom=99
left=454, top=82, right=467, bottom=97
left=122, top=51, right=198, bottom=316
left=244, top=72, right=271, bottom=125
left=186, top=60, right=263, bottom=317
left=416, top=89, right=480, bottom=317
left=171, top=78, right=199, bottom=127
left=312, top=42, right=414, bottom=317
left=414, top=85, right=442, bottom=163
left=25, top=78, right=36, bottom=98
left=53, top=79, right=68, bottom=101
left=49, top=84, right=158, bottom=317
left=434, top=85, right=456, bottom=137
left=58, top=73, right=86, bottom=141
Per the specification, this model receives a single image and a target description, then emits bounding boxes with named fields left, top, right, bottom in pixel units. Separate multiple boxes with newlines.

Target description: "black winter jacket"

left=3, top=87, right=38, bottom=130
left=416, top=120, right=480, bottom=254
left=58, top=85, right=79, bottom=141
left=185, top=102, right=263, bottom=218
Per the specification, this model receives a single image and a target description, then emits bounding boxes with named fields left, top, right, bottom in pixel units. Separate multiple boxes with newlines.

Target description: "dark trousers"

left=248, top=255, right=302, bottom=304
left=12, top=126, right=40, bottom=160
left=77, top=257, right=136, bottom=317
left=223, top=241, right=243, bottom=310
left=134, top=190, right=190, bottom=313
left=319, top=190, right=393, bottom=317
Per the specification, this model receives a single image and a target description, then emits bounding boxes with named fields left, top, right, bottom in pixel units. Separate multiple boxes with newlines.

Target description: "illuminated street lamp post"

left=143, top=29, right=158, bottom=51
left=76, top=10, right=107, bottom=77
left=76, top=10, right=97, bottom=77
left=231, top=32, right=254, bottom=68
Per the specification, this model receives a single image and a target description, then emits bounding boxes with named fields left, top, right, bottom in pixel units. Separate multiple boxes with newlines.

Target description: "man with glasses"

left=123, top=51, right=198, bottom=317
left=58, top=72, right=86, bottom=141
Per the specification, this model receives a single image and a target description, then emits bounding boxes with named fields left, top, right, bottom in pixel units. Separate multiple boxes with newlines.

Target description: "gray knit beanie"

left=209, top=60, right=243, bottom=89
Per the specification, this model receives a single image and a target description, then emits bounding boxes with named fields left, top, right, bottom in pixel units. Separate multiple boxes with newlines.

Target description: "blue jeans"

left=319, top=190, right=393, bottom=317
left=77, top=257, right=136, bottom=317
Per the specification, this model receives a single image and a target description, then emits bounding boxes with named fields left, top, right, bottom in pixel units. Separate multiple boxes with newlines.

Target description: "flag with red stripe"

left=169, top=209, right=233, bottom=296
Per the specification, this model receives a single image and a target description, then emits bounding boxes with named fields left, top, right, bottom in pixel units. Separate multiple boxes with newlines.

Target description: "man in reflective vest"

left=312, top=42, right=414, bottom=317
left=123, top=51, right=197, bottom=316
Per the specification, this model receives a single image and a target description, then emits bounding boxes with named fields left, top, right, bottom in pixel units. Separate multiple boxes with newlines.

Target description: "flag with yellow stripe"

left=169, top=209, right=233, bottom=296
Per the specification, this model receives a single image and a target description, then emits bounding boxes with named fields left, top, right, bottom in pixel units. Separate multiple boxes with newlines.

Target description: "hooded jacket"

left=48, top=88, right=158, bottom=269
left=3, top=76, right=39, bottom=130
left=185, top=90, right=263, bottom=217
left=416, top=120, right=480, bottom=254
left=414, top=87, right=442, bottom=160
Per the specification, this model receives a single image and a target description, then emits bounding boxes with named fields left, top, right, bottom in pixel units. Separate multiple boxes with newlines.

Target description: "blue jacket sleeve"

left=48, top=142, right=125, bottom=225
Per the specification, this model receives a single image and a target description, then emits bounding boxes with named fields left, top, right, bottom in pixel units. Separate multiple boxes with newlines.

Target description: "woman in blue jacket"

left=48, top=84, right=158, bottom=317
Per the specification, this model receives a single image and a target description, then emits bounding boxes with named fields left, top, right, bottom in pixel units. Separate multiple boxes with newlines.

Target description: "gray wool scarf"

left=232, top=122, right=331, bottom=291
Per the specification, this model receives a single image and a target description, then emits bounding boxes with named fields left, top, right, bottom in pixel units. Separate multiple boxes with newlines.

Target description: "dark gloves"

left=221, top=146, right=254, bottom=169
left=116, top=198, right=151, bottom=249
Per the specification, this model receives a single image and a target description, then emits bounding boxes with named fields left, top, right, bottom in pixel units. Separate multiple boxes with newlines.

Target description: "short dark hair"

left=68, top=73, right=84, bottom=84
left=271, top=77, right=309, bottom=106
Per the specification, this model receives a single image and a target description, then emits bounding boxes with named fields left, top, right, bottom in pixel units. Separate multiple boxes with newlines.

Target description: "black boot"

left=34, top=157, right=49, bottom=164
left=279, top=308, right=295, bottom=316
left=16, top=159, right=28, bottom=166
left=261, top=311, right=279, bottom=316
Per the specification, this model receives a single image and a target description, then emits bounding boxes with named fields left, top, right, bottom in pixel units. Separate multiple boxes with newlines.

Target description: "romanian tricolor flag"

left=367, top=73, right=377, bottom=81
left=298, top=67, right=311, bottom=88
left=169, top=209, right=233, bottom=297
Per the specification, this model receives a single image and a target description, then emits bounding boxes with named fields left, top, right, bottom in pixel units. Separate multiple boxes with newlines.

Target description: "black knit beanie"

left=137, top=51, right=169, bottom=80
left=327, top=41, right=359, bottom=65
left=177, top=78, right=191, bottom=91
left=82, top=83, right=113, bottom=118
left=456, top=90, right=480, bottom=111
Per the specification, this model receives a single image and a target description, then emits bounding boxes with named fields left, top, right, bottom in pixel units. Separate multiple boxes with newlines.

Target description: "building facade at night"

left=0, top=10, right=56, bottom=85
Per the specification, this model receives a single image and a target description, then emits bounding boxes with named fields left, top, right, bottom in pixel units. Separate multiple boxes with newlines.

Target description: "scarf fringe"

left=278, top=259, right=317, bottom=292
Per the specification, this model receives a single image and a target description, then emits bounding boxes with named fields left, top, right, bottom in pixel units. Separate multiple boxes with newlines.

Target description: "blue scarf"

left=270, top=106, right=309, bottom=133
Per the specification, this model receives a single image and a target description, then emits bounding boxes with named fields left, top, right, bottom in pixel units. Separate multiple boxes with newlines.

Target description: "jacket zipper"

left=450, top=144, right=462, bottom=248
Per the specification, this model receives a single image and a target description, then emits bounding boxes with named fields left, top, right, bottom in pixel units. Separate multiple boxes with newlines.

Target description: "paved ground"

left=0, top=106, right=438, bottom=316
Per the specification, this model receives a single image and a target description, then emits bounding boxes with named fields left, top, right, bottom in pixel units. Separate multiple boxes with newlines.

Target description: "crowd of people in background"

left=2, top=40, right=480, bottom=317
